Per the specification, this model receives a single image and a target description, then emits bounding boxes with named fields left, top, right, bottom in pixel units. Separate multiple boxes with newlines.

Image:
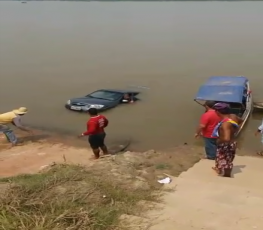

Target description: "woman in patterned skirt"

left=211, top=103, right=239, bottom=177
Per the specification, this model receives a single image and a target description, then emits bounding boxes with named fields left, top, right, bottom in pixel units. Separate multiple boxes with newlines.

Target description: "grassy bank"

left=0, top=164, right=160, bottom=230
left=0, top=136, right=204, bottom=229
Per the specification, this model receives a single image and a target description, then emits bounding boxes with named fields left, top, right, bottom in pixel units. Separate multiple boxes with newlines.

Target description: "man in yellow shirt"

left=0, top=107, right=32, bottom=147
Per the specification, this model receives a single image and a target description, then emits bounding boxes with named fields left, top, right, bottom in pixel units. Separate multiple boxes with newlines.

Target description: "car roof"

left=99, top=89, right=140, bottom=94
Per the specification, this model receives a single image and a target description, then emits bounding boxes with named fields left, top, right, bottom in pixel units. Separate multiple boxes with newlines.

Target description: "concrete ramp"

left=149, top=156, right=263, bottom=230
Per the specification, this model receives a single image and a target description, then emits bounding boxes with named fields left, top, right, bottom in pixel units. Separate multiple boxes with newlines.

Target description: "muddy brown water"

left=0, top=1, right=263, bottom=151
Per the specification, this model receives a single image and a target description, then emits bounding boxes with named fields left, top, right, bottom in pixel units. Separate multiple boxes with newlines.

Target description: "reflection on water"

left=0, top=1, right=263, bottom=151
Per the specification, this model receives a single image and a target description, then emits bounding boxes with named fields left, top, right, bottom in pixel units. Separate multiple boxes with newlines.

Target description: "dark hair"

left=204, top=101, right=216, bottom=108
left=88, top=108, right=98, bottom=116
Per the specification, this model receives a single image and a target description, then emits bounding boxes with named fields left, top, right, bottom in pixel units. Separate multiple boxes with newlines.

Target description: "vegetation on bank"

left=0, top=142, right=203, bottom=229
left=0, top=164, right=159, bottom=230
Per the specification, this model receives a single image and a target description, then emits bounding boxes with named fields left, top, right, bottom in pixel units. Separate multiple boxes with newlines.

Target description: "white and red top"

left=82, top=115, right=108, bottom=136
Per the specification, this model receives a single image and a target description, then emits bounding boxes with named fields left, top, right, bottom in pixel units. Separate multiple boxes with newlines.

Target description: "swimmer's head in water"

left=123, top=94, right=130, bottom=99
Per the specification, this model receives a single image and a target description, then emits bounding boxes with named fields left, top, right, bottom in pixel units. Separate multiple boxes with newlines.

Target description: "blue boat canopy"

left=195, top=76, right=248, bottom=103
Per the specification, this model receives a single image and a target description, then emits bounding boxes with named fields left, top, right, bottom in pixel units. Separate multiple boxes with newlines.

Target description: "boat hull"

left=235, top=81, right=252, bottom=136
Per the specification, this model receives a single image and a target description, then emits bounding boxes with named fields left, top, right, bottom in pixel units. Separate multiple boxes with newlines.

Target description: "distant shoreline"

left=12, top=0, right=263, bottom=2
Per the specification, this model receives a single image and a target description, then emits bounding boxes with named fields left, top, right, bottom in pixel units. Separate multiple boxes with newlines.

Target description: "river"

left=0, top=1, right=263, bottom=151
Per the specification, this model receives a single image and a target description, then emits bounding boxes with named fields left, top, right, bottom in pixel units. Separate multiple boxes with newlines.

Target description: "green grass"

left=0, top=164, right=158, bottom=230
left=155, top=163, right=172, bottom=170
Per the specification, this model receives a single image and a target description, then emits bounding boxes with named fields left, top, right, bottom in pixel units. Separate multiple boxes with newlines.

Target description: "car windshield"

left=87, top=90, right=122, bottom=101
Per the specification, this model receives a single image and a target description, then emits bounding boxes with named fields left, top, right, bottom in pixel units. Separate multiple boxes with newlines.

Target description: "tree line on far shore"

left=13, top=0, right=261, bottom=2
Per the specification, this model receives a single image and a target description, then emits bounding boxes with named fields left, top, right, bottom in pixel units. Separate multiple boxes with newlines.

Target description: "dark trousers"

left=203, top=137, right=217, bottom=160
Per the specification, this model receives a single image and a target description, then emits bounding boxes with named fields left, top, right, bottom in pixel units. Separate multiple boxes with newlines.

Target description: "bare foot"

left=212, top=167, right=220, bottom=175
left=8, top=144, right=18, bottom=149
left=90, top=156, right=100, bottom=160
left=12, top=143, right=23, bottom=147
left=100, top=154, right=112, bottom=159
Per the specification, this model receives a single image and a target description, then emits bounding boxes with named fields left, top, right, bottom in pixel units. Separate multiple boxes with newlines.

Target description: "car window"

left=87, top=91, right=122, bottom=101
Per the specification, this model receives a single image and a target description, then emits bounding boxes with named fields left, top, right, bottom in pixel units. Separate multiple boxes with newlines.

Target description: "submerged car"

left=65, top=89, right=140, bottom=112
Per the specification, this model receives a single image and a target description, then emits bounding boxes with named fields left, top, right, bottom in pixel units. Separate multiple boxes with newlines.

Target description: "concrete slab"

left=148, top=156, right=263, bottom=230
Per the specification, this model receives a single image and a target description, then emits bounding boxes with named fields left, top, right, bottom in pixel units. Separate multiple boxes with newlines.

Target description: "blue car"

left=65, top=89, right=140, bottom=112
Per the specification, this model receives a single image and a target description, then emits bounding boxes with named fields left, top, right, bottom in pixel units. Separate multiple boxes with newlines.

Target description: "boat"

left=194, top=76, right=252, bottom=136
left=253, top=102, right=263, bottom=110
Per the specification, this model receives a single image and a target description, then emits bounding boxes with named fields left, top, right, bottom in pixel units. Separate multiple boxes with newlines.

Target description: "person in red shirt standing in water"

left=195, top=101, right=221, bottom=160
left=79, top=108, right=109, bottom=159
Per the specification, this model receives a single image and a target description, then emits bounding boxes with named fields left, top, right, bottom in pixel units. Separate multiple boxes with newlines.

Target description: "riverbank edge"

left=0, top=125, right=258, bottom=159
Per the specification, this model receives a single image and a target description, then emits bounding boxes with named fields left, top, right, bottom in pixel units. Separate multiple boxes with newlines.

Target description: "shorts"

left=88, top=133, right=106, bottom=149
